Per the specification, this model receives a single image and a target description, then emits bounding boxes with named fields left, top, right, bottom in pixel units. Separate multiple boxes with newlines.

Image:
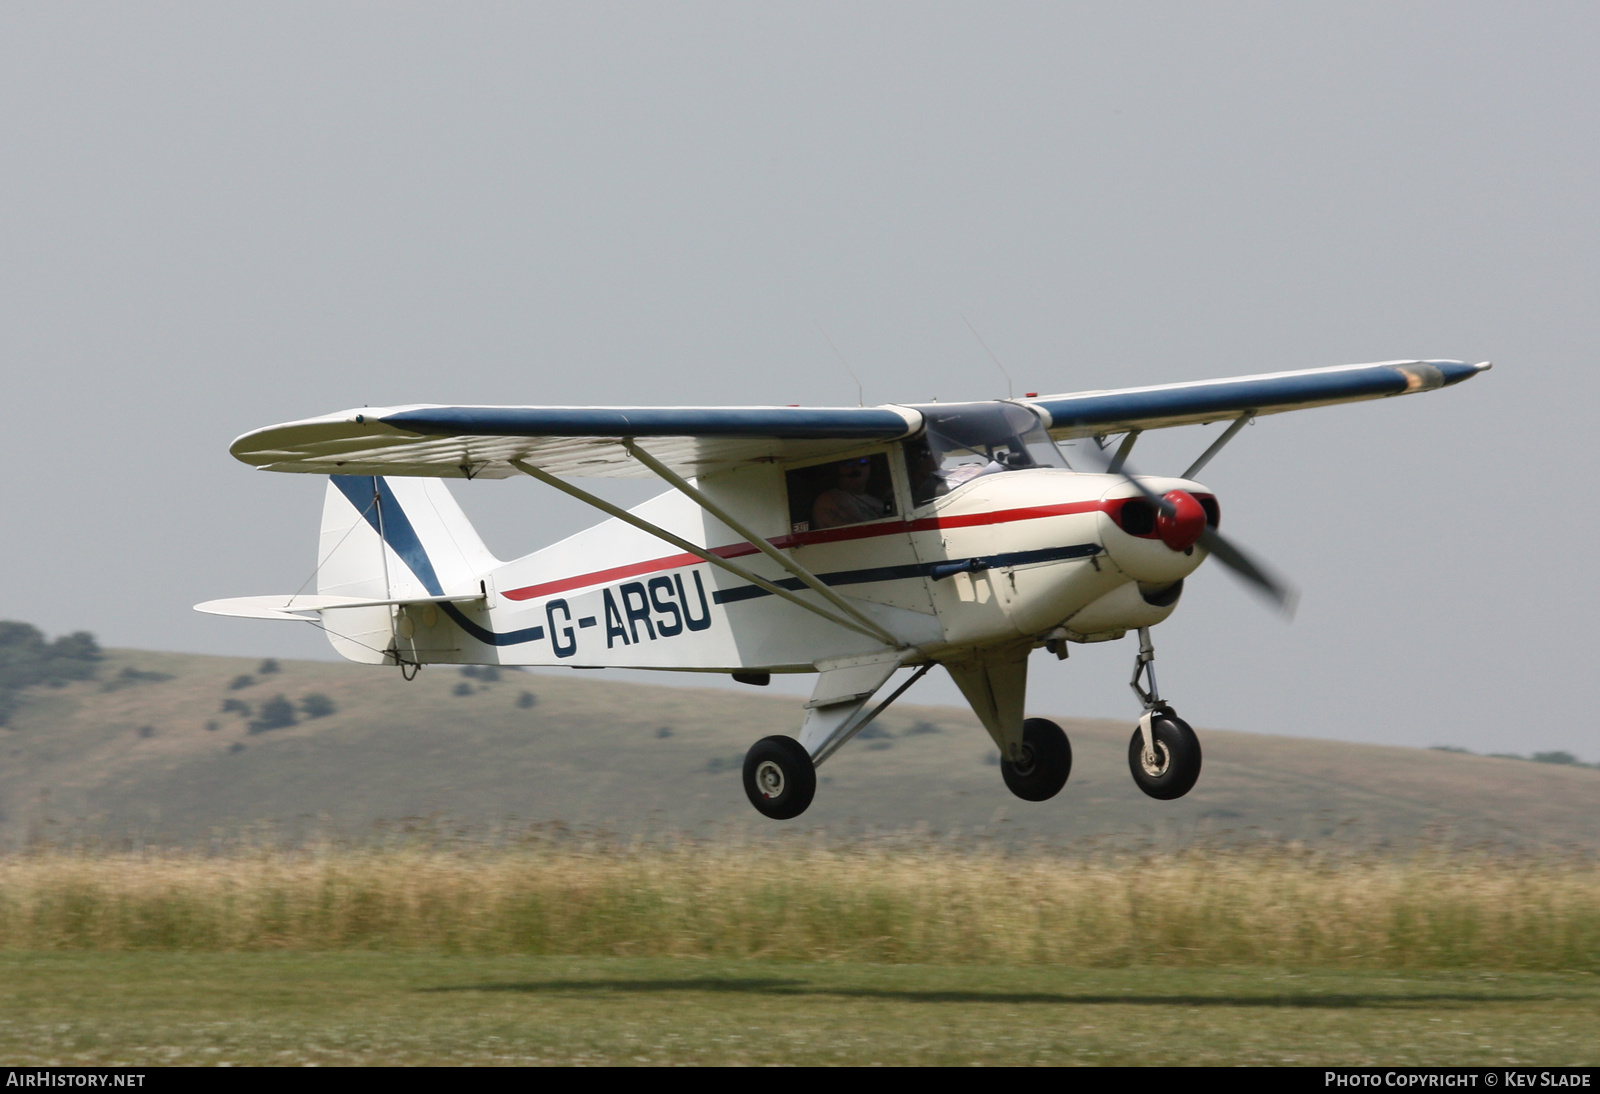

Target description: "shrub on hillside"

left=299, top=693, right=336, bottom=719
left=248, top=695, right=297, bottom=734
left=101, top=666, right=174, bottom=692
left=0, top=622, right=102, bottom=689
left=0, top=621, right=102, bottom=725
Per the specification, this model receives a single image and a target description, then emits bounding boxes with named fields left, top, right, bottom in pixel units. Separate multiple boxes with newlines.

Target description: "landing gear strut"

left=1127, top=627, right=1202, bottom=800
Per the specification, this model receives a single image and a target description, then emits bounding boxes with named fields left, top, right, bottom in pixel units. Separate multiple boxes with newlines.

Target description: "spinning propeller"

left=1073, top=436, right=1299, bottom=616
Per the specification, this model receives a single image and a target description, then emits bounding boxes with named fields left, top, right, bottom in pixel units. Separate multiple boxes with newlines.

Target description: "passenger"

left=811, top=458, right=891, bottom=528
left=906, top=439, right=948, bottom=506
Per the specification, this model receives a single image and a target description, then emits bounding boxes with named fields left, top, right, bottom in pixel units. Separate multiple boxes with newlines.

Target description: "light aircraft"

left=199, top=358, right=1488, bottom=818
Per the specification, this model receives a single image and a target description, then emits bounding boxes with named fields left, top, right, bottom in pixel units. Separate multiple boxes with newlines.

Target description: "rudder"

left=316, top=476, right=500, bottom=663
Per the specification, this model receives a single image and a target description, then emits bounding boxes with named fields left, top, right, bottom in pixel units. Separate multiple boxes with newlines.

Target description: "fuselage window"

left=786, top=453, right=898, bottom=533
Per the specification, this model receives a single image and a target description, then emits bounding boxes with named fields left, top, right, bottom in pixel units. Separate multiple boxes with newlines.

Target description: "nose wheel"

left=1128, top=711, right=1202, bottom=799
left=1127, top=627, right=1203, bottom=800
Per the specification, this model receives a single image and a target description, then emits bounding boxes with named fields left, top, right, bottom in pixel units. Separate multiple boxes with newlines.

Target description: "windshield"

left=906, top=402, right=1066, bottom=505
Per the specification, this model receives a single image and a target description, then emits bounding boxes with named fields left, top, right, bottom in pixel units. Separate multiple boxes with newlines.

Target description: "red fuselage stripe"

left=500, top=499, right=1115, bottom=601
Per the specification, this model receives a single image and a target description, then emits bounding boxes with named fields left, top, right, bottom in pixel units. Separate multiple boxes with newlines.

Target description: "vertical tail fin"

left=316, top=476, right=500, bottom=663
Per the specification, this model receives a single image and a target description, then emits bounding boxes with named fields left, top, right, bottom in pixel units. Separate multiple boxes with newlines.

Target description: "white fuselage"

left=392, top=462, right=1213, bottom=672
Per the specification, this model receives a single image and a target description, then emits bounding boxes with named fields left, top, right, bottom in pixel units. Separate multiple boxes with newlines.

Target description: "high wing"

left=227, top=360, right=1487, bottom=479
left=1020, top=359, right=1489, bottom=439
left=230, top=405, right=924, bottom=479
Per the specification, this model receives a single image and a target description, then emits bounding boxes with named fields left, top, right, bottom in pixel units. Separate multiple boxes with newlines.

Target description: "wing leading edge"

left=1020, top=359, right=1489, bottom=439
left=228, top=360, right=1487, bottom=479
left=230, top=405, right=923, bottom=480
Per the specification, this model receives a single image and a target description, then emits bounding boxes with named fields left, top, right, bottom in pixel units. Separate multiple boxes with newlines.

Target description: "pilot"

left=811, top=458, right=891, bottom=528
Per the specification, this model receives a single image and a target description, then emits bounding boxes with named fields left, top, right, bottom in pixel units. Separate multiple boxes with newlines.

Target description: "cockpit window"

left=907, top=403, right=1066, bottom=505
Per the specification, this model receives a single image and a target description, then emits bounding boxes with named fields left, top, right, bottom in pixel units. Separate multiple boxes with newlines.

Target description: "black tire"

left=1001, top=718, right=1073, bottom=802
left=742, top=735, right=817, bottom=819
left=1128, top=714, right=1202, bottom=800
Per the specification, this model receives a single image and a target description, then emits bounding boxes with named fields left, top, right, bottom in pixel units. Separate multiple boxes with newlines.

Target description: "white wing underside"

left=234, top=422, right=897, bottom=480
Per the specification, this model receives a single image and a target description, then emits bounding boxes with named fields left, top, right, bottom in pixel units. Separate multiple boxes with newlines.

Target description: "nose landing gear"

left=1127, top=626, right=1202, bottom=800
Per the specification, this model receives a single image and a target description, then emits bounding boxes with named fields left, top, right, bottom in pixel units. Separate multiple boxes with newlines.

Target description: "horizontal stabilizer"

left=194, top=593, right=482, bottom=622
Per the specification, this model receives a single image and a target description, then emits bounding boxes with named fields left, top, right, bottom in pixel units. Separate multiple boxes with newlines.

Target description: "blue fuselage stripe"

left=709, top=543, right=1101, bottom=605
left=439, top=602, right=545, bottom=646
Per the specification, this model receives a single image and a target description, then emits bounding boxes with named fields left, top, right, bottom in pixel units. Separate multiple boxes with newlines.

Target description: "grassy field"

left=2, top=844, right=1597, bottom=970
left=2, top=954, right=1595, bottom=1065
left=6, top=648, right=1598, bottom=1065
left=2, top=844, right=1596, bottom=1065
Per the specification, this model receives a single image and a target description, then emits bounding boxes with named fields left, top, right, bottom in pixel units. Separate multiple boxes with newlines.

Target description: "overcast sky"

left=2, top=2, right=1595, bottom=760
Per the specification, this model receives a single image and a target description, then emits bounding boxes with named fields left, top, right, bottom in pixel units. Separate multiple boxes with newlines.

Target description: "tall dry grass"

left=0, top=842, right=1596, bottom=968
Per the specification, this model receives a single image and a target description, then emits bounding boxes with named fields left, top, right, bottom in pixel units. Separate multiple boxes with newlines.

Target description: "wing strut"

left=507, top=458, right=893, bottom=645
left=1181, top=412, right=1254, bottom=479
left=622, top=440, right=902, bottom=647
left=1105, top=429, right=1141, bottom=474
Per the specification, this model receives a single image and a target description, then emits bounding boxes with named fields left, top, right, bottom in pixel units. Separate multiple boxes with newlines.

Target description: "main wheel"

left=1001, top=718, right=1073, bottom=802
left=742, top=735, right=817, bottom=819
left=1128, top=714, right=1202, bottom=800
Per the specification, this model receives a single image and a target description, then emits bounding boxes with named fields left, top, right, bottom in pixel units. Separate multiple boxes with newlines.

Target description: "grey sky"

left=2, top=3, right=1594, bottom=759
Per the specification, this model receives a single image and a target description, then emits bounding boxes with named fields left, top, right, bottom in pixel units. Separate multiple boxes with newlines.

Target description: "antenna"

left=961, top=314, right=1013, bottom=399
left=813, top=319, right=864, bottom=407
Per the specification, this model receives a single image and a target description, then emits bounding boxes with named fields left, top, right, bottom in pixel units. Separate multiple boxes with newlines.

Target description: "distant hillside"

left=2, top=647, right=1596, bottom=850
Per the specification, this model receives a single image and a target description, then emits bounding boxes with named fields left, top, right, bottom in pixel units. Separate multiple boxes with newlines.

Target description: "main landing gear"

left=1127, top=626, right=1202, bottom=800
left=742, top=735, right=817, bottom=820
left=736, top=625, right=1203, bottom=819
left=1001, top=718, right=1073, bottom=802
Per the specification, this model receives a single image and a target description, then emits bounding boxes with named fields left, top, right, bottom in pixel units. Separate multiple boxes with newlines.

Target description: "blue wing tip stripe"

left=1031, top=360, right=1484, bottom=428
